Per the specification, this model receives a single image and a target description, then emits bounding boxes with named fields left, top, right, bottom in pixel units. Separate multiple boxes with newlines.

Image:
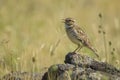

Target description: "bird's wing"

left=74, top=25, right=91, bottom=46
left=74, top=25, right=99, bottom=57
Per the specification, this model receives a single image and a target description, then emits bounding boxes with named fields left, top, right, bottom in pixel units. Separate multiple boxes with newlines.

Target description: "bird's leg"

left=73, top=45, right=80, bottom=52
left=77, top=45, right=83, bottom=52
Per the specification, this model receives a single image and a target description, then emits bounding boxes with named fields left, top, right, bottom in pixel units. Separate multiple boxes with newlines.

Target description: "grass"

left=0, top=0, right=120, bottom=78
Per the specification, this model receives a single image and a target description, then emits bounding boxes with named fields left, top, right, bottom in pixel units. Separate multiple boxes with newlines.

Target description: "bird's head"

left=63, top=17, right=75, bottom=26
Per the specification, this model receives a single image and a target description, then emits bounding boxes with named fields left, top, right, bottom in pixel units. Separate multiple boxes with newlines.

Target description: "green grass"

left=0, top=0, right=120, bottom=77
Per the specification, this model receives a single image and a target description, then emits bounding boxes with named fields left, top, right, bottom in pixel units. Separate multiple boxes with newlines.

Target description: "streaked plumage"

left=63, top=17, right=99, bottom=57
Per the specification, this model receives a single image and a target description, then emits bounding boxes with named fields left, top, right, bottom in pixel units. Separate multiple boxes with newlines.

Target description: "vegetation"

left=0, top=0, right=119, bottom=77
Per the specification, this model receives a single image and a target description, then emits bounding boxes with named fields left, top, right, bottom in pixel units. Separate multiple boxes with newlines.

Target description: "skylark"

left=63, top=17, right=99, bottom=57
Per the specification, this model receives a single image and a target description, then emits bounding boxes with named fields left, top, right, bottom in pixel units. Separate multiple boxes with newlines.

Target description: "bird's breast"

left=66, top=28, right=81, bottom=45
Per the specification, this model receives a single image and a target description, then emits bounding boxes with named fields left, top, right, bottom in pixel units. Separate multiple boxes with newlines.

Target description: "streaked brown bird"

left=63, top=17, right=99, bottom=57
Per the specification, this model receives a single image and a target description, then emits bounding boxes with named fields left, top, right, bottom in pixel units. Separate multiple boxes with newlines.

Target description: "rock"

left=1, top=69, right=47, bottom=80
left=42, top=52, right=120, bottom=80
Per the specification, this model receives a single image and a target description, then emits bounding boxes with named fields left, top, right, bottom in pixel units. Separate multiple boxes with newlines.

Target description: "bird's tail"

left=88, top=46, right=99, bottom=57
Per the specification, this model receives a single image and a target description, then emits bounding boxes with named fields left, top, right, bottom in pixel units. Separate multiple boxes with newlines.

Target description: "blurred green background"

left=0, top=0, right=119, bottom=76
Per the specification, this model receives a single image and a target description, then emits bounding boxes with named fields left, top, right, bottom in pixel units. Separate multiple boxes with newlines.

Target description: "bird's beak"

left=61, top=19, right=65, bottom=23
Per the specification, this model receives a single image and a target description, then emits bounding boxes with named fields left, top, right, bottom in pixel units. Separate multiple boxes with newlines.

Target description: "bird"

left=63, top=17, right=99, bottom=57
